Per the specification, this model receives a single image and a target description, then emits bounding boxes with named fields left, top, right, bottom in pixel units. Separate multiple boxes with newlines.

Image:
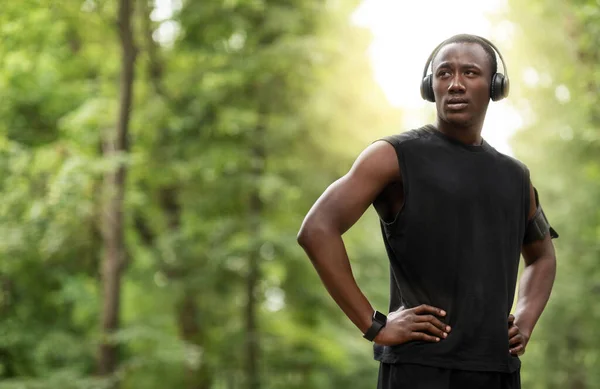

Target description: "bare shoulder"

left=355, top=127, right=430, bottom=180
left=348, top=127, right=432, bottom=185
left=347, top=140, right=401, bottom=185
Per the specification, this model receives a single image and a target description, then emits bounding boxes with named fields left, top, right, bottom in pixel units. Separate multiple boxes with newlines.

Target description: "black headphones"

left=420, top=34, right=510, bottom=103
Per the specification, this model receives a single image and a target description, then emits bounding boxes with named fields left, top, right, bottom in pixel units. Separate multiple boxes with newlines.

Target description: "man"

left=297, top=34, right=558, bottom=388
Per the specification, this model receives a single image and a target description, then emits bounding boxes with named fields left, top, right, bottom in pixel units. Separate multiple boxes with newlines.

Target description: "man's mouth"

left=446, top=98, right=469, bottom=111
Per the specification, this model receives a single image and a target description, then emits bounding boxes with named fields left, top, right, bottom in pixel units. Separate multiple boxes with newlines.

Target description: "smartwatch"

left=363, top=310, right=387, bottom=342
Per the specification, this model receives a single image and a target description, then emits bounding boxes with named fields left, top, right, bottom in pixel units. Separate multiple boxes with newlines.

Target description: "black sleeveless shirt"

left=374, top=125, right=529, bottom=373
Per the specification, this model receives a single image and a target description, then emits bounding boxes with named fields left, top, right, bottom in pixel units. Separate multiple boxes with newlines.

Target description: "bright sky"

left=352, top=0, right=522, bottom=156
left=152, top=0, right=522, bottom=156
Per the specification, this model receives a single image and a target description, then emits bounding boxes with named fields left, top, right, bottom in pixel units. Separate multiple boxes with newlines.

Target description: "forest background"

left=1, top=0, right=598, bottom=388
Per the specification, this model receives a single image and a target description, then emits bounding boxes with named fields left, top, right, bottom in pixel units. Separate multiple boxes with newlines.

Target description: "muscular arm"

left=513, top=182, right=557, bottom=345
left=297, top=141, right=400, bottom=334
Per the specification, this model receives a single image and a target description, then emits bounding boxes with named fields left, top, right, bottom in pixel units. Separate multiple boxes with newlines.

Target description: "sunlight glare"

left=353, top=0, right=520, bottom=156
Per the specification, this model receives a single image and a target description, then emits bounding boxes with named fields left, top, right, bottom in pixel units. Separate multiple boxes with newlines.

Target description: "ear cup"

left=502, top=76, right=510, bottom=99
left=421, top=74, right=435, bottom=102
left=490, top=73, right=509, bottom=101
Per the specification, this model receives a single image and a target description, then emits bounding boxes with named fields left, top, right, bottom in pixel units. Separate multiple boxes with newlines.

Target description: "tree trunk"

left=245, top=121, right=265, bottom=389
left=97, top=0, right=136, bottom=379
left=0, top=277, right=15, bottom=378
left=177, top=289, right=213, bottom=389
left=140, top=0, right=166, bottom=97
left=139, top=5, right=212, bottom=385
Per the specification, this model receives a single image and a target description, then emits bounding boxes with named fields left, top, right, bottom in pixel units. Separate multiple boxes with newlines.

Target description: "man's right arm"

left=297, top=140, right=449, bottom=345
left=297, top=141, right=400, bottom=334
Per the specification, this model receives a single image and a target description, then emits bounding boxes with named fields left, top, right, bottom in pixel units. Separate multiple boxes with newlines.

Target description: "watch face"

left=374, top=311, right=387, bottom=324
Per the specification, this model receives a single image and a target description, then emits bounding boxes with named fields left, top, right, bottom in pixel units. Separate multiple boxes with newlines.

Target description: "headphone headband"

left=422, top=35, right=508, bottom=80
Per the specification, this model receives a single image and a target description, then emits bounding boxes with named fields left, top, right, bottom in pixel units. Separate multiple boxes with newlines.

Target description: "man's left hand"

left=508, top=314, right=528, bottom=356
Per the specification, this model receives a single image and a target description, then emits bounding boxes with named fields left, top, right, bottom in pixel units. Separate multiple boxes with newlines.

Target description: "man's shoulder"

left=490, top=149, right=530, bottom=177
left=377, top=126, right=433, bottom=149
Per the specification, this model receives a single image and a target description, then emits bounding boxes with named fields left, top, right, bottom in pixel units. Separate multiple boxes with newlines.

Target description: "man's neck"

left=434, top=119, right=483, bottom=146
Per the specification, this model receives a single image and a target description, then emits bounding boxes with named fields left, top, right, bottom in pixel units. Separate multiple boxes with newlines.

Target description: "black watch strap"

left=363, top=310, right=387, bottom=342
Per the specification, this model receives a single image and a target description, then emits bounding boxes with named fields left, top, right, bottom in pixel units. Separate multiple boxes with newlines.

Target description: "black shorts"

left=377, top=363, right=521, bottom=389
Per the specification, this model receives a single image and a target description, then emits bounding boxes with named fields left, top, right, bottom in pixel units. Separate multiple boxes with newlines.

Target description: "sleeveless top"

left=374, top=125, right=529, bottom=373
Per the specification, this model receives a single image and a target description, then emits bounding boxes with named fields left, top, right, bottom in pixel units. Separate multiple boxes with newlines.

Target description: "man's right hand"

left=374, top=304, right=451, bottom=346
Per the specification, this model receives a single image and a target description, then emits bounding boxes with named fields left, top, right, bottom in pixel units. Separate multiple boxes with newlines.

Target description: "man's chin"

left=442, top=112, right=475, bottom=127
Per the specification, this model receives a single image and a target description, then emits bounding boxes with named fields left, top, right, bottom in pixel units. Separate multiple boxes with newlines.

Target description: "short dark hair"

left=431, top=34, right=498, bottom=75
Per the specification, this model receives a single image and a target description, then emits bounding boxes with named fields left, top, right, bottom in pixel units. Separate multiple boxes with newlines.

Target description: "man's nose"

left=448, top=74, right=466, bottom=93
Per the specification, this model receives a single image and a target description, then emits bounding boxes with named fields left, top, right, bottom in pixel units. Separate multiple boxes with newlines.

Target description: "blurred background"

left=0, top=0, right=598, bottom=388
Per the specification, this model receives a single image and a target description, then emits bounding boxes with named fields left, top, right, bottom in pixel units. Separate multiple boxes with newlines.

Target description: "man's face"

left=432, top=42, right=492, bottom=127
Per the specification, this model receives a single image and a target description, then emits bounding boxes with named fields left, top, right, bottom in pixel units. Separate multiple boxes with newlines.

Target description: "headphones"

left=420, top=34, right=510, bottom=103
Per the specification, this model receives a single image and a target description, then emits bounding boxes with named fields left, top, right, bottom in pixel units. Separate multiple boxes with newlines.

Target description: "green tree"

left=501, top=1, right=600, bottom=387
left=0, top=1, right=400, bottom=388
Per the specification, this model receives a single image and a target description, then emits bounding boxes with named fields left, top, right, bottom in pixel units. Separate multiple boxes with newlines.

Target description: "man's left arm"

left=509, top=182, right=558, bottom=356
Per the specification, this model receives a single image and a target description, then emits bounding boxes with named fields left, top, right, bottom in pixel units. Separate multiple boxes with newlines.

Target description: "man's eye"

left=438, top=71, right=451, bottom=77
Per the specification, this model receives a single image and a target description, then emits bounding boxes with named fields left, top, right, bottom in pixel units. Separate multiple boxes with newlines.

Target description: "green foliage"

left=500, top=0, right=600, bottom=387
left=6, top=0, right=597, bottom=387
left=0, top=1, right=399, bottom=388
